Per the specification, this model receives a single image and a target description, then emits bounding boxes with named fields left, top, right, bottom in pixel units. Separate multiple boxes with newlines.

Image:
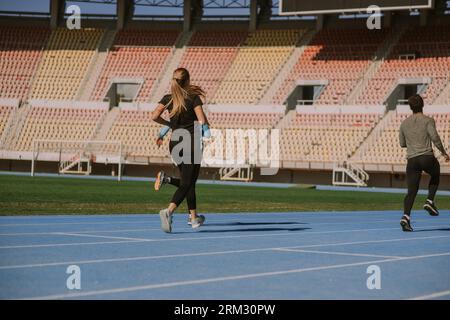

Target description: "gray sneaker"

left=191, top=215, right=205, bottom=229
left=159, top=208, right=172, bottom=233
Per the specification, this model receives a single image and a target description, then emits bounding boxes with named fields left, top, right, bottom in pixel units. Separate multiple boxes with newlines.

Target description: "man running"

left=399, top=94, right=450, bottom=232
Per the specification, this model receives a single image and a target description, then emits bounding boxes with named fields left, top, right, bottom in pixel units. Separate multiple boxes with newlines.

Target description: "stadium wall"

left=1, top=160, right=449, bottom=190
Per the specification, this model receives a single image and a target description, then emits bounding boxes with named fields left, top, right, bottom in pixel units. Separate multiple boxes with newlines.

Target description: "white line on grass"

left=1, top=234, right=449, bottom=270
left=19, top=251, right=450, bottom=300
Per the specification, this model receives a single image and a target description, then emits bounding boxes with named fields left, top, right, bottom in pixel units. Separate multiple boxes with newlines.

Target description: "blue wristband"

left=158, top=126, right=170, bottom=139
left=202, top=124, right=211, bottom=138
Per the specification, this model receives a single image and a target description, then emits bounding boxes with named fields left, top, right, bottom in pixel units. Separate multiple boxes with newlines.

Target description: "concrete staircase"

left=350, top=110, right=395, bottom=162
left=259, top=29, right=317, bottom=105
left=433, top=78, right=450, bottom=105
left=2, top=102, right=31, bottom=150
left=91, top=107, right=119, bottom=141
left=76, top=29, right=117, bottom=101
left=0, top=107, right=18, bottom=150
left=345, top=24, right=407, bottom=105
left=274, top=109, right=295, bottom=129
left=149, top=31, right=194, bottom=102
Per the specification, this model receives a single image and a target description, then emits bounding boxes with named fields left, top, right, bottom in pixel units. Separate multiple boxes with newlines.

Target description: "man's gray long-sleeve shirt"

left=399, top=113, right=446, bottom=159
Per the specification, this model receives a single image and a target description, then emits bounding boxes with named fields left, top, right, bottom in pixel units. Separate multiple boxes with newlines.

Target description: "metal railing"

left=31, top=139, right=123, bottom=181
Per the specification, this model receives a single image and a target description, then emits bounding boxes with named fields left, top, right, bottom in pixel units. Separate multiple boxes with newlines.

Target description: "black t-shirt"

left=158, top=94, right=203, bottom=134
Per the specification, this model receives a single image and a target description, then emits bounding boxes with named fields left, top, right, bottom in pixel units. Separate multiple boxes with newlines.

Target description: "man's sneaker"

left=424, top=200, right=439, bottom=216
left=187, top=215, right=192, bottom=226
left=191, top=215, right=205, bottom=229
left=159, top=208, right=172, bottom=233
left=400, top=215, right=413, bottom=232
left=154, top=171, right=167, bottom=191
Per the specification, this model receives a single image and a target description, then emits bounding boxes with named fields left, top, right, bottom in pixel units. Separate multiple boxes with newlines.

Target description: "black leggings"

left=168, top=133, right=202, bottom=210
left=169, top=163, right=201, bottom=210
left=404, top=154, right=440, bottom=216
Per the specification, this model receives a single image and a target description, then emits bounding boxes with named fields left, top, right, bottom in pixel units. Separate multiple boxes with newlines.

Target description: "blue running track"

left=0, top=210, right=449, bottom=300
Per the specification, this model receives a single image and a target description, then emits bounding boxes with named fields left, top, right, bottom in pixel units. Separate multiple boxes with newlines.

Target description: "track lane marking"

left=274, top=248, right=402, bottom=259
left=18, top=251, right=450, bottom=300
left=1, top=224, right=449, bottom=249
left=1, top=234, right=449, bottom=270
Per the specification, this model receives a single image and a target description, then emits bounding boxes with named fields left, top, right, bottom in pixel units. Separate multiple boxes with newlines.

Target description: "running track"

left=0, top=210, right=449, bottom=300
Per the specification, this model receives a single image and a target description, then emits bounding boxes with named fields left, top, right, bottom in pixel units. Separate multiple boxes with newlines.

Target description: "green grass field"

left=0, top=175, right=449, bottom=215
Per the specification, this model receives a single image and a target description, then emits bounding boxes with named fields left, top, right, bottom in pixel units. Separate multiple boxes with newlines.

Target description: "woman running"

left=151, top=67, right=209, bottom=233
left=399, top=94, right=450, bottom=232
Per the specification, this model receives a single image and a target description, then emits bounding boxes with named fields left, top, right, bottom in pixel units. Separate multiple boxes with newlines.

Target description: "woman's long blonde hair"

left=166, top=68, right=205, bottom=118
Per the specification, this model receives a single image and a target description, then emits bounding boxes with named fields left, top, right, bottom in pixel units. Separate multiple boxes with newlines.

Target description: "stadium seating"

left=103, top=105, right=169, bottom=158
left=177, top=30, right=247, bottom=101
left=0, top=105, right=15, bottom=139
left=355, top=106, right=450, bottom=165
left=273, top=28, right=389, bottom=105
left=207, top=107, right=283, bottom=129
left=0, top=26, right=50, bottom=99
left=30, top=28, right=103, bottom=100
left=212, top=29, right=305, bottom=104
left=0, top=22, right=449, bottom=175
left=356, top=26, right=450, bottom=105
left=13, top=101, right=107, bottom=151
left=280, top=106, right=384, bottom=163
left=202, top=105, right=285, bottom=167
left=91, top=29, right=180, bottom=102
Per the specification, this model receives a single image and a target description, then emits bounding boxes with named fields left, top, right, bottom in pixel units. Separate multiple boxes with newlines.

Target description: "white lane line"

left=2, top=214, right=449, bottom=227
left=287, top=234, right=450, bottom=250
left=1, top=234, right=448, bottom=270
left=1, top=217, right=449, bottom=236
left=0, top=210, right=397, bottom=223
left=409, top=290, right=450, bottom=300
left=274, top=248, right=402, bottom=259
left=1, top=224, right=449, bottom=249
left=0, top=228, right=161, bottom=236
left=0, top=240, right=142, bottom=249
left=54, top=232, right=151, bottom=242
left=0, top=220, right=156, bottom=227
left=20, top=251, right=450, bottom=300
left=0, top=213, right=385, bottom=226
left=0, top=248, right=275, bottom=270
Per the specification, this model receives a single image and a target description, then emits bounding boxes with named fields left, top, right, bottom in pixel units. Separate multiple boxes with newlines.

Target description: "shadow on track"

left=196, top=227, right=312, bottom=233
left=205, top=221, right=307, bottom=227
left=414, top=227, right=450, bottom=232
